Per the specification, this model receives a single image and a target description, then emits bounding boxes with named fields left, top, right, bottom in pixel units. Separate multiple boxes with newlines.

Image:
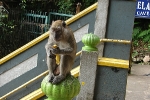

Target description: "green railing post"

left=82, top=33, right=100, bottom=52
left=77, top=33, right=99, bottom=99
left=41, top=75, right=80, bottom=100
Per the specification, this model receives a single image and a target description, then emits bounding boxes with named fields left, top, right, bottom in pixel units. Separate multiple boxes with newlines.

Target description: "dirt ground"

left=125, top=64, right=150, bottom=100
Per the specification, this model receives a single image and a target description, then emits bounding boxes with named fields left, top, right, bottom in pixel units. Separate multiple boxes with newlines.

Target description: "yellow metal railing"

left=0, top=51, right=81, bottom=100
left=98, top=57, right=129, bottom=69
left=100, top=39, right=131, bottom=44
left=20, top=66, right=80, bottom=100
left=20, top=57, right=129, bottom=100
left=0, top=70, right=48, bottom=100
left=0, top=31, right=49, bottom=65
left=98, top=38, right=130, bottom=69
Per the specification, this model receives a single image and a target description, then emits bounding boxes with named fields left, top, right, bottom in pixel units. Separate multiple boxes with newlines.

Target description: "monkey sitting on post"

left=45, top=20, right=77, bottom=84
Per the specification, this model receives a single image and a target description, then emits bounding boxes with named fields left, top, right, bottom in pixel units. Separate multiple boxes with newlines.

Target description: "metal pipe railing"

left=100, top=38, right=131, bottom=44
left=0, top=71, right=48, bottom=100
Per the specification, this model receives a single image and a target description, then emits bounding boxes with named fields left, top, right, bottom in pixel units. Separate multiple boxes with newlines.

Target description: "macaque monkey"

left=76, top=2, right=82, bottom=14
left=45, top=20, right=77, bottom=84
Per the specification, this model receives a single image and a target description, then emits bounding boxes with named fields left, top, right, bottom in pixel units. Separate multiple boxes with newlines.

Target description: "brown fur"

left=45, top=20, right=77, bottom=84
left=76, top=2, right=82, bottom=14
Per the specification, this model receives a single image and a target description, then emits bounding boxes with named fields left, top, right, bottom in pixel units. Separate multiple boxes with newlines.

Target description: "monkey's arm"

left=45, top=43, right=56, bottom=57
left=52, top=47, right=74, bottom=55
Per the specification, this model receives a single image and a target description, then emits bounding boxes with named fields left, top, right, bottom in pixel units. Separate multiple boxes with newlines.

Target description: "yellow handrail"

left=100, top=39, right=131, bottom=44
left=0, top=32, right=49, bottom=65
left=20, top=56, right=129, bottom=100
left=0, top=71, right=48, bottom=100
left=98, top=57, right=129, bottom=69
left=20, top=66, right=80, bottom=100
left=0, top=51, right=81, bottom=100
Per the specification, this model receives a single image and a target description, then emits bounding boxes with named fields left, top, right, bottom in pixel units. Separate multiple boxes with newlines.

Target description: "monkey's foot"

left=52, top=75, right=65, bottom=84
left=48, top=74, right=55, bottom=83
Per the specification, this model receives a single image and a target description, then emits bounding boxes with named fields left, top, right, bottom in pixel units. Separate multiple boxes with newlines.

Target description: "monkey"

left=76, top=2, right=82, bottom=14
left=45, top=20, right=77, bottom=84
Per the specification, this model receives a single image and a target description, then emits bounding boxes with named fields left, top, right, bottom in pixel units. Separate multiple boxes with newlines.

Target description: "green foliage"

left=132, top=19, right=150, bottom=46
left=148, top=44, right=150, bottom=50
left=19, top=0, right=27, bottom=10
left=0, top=18, right=19, bottom=58
left=56, top=0, right=75, bottom=13
left=0, top=14, right=16, bottom=36
left=82, top=0, right=96, bottom=10
left=132, top=19, right=150, bottom=63
left=18, top=0, right=97, bottom=13
left=0, top=18, right=16, bottom=34
left=55, top=0, right=97, bottom=14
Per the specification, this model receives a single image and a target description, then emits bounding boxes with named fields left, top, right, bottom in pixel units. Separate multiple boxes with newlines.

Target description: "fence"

left=0, top=9, right=74, bottom=58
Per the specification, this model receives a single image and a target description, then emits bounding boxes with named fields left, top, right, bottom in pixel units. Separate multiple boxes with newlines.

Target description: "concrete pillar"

left=76, top=33, right=100, bottom=100
left=76, top=51, right=98, bottom=100
left=94, top=0, right=109, bottom=57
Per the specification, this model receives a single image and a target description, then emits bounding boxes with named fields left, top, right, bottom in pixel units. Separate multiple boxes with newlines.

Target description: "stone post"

left=77, top=33, right=100, bottom=100
left=94, top=0, right=109, bottom=57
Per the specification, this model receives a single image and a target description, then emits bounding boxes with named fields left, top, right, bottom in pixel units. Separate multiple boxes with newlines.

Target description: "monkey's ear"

left=62, top=21, right=66, bottom=27
left=52, top=20, right=55, bottom=24
left=80, top=3, right=82, bottom=6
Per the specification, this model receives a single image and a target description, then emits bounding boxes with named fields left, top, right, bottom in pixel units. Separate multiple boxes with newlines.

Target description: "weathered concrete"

left=77, top=51, right=98, bottom=100
left=94, top=0, right=109, bottom=57
left=126, top=64, right=150, bottom=100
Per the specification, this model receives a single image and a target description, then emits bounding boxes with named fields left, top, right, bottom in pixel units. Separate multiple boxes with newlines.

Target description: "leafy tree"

left=132, top=18, right=150, bottom=60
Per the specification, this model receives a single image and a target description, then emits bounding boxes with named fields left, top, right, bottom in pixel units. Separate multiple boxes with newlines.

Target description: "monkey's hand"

left=49, top=50, right=56, bottom=59
left=51, top=47, right=61, bottom=54
left=45, top=44, right=54, bottom=57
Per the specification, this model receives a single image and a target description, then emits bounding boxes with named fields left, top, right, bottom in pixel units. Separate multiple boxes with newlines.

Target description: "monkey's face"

left=51, top=26, right=63, bottom=41
left=50, top=20, right=66, bottom=41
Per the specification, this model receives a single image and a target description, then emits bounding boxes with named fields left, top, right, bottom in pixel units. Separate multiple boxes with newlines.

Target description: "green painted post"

left=82, top=33, right=100, bottom=52
left=41, top=75, right=80, bottom=100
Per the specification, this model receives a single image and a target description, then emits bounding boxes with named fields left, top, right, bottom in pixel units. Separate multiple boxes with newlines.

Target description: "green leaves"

left=132, top=19, right=150, bottom=54
left=132, top=27, right=141, bottom=39
left=56, top=0, right=75, bottom=13
left=19, top=0, right=27, bottom=10
left=133, top=19, right=150, bottom=43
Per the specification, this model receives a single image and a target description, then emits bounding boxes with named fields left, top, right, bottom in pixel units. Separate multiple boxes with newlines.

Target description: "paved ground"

left=125, top=64, right=150, bottom=100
